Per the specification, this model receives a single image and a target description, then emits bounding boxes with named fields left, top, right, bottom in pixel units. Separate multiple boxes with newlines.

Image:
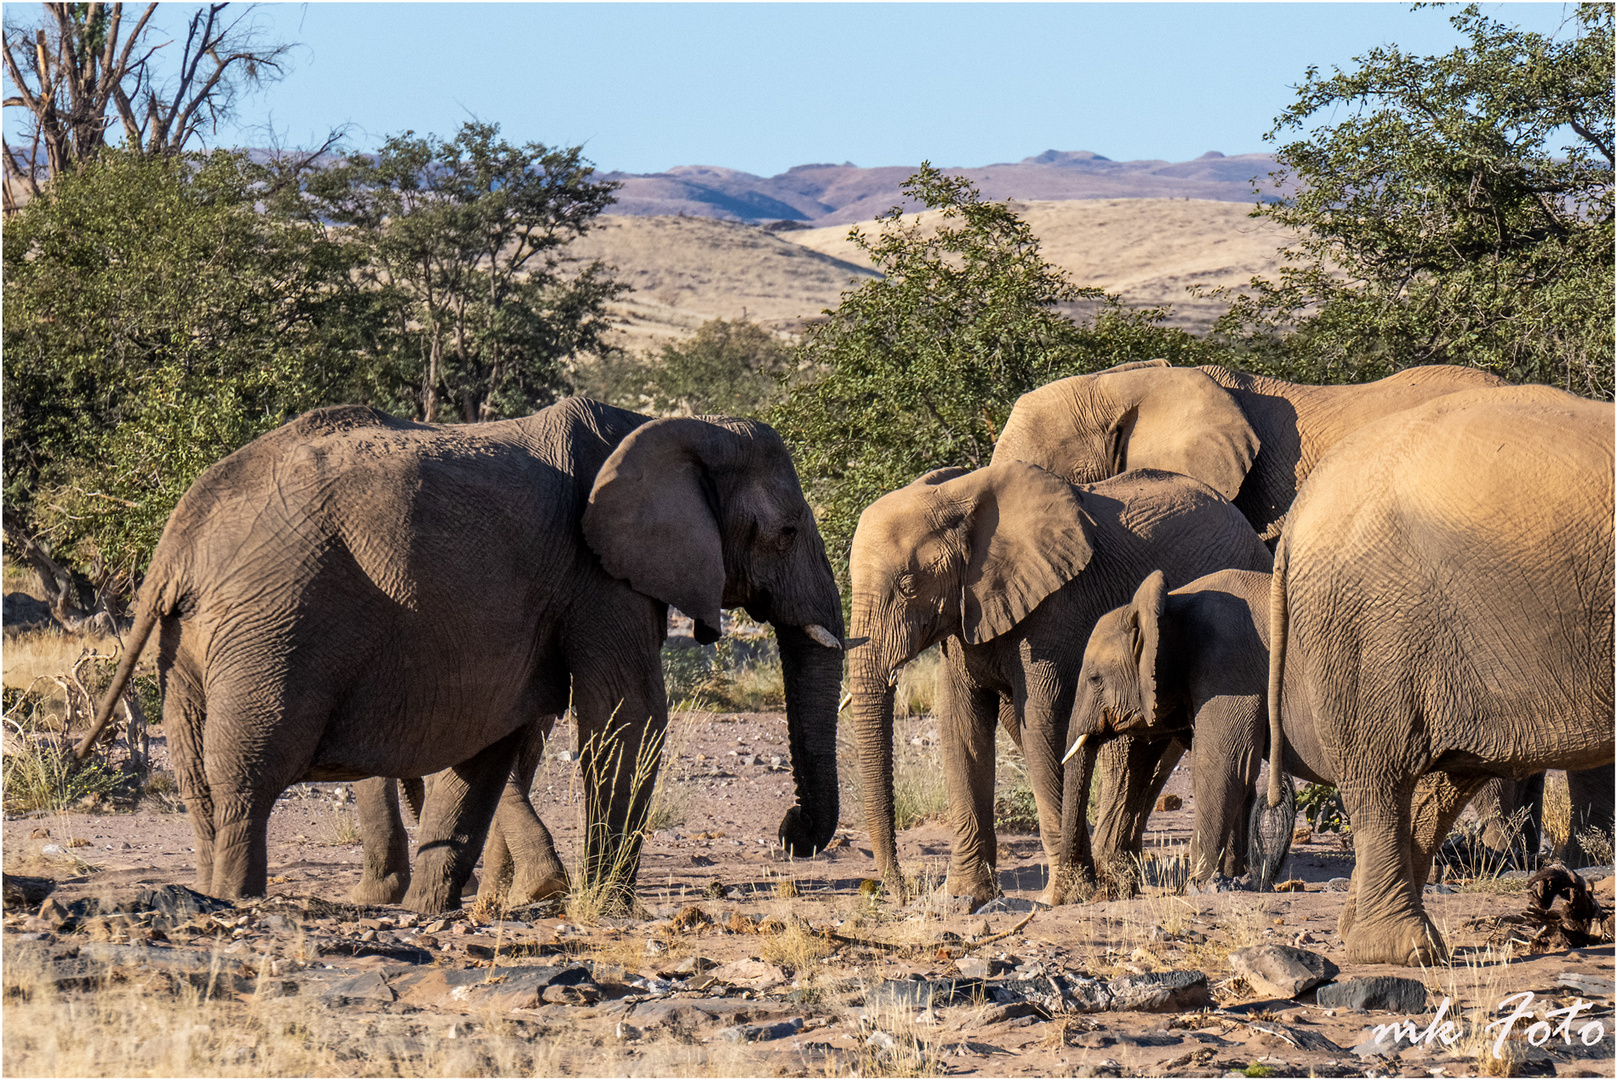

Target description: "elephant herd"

left=84, top=361, right=1615, bottom=968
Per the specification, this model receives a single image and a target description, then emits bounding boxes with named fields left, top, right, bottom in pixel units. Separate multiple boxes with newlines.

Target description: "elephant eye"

left=894, top=571, right=917, bottom=598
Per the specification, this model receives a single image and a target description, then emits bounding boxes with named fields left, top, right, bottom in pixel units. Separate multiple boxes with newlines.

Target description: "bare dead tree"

left=2, top=2, right=292, bottom=213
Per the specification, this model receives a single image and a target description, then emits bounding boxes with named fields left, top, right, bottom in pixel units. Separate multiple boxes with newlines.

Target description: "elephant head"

left=847, top=460, right=1096, bottom=885
left=1067, top=570, right=1177, bottom=747
left=583, top=415, right=846, bottom=856
left=994, top=359, right=1260, bottom=500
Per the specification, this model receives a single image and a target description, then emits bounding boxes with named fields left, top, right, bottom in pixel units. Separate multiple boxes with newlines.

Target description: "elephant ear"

left=996, top=361, right=1260, bottom=500
left=1130, top=571, right=1169, bottom=727
left=584, top=417, right=733, bottom=644
left=940, top=460, right=1097, bottom=644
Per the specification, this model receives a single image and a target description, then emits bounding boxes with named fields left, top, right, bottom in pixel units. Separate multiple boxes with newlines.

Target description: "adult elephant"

left=1264, top=385, right=1613, bottom=965
left=847, top=461, right=1271, bottom=908
left=82, top=399, right=847, bottom=912
left=993, top=358, right=1513, bottom=877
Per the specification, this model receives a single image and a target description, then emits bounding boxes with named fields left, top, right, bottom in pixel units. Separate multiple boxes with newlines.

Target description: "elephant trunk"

left=775, top=622, right=844, bottom=856
left=1057, top=732, right=1099, bottom=889
left=850, top=646, right=902, bottom=885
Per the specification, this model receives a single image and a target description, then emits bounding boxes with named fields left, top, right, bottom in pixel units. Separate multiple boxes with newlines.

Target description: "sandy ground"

left=5, top=711, right=1613, bottom=1078
left=567, top=198, right=1299, bottom=355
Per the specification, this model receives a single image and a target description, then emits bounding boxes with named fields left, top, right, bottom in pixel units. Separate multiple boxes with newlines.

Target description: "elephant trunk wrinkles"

left=775, top=623, right=843, bottom=857
left=1057, top=733, right=1099, bottom=884
left=850, top=649, right=901, bottom=884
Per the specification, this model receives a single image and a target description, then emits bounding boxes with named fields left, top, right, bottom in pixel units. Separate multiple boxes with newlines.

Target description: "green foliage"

left=593, top=318, right=794, bottom=417
left=308, top=121, right=626, bottom=422
left=994, top=784, right=1040, bottom=834
left=2, top=688, right=124, bottom=812
left=772, top=165, right=1216, bottom=569
left=1212, top=4, right=1613, bottom=397
left=1296, top=782, right=1350, bottom=834
left=2, top=150, right=383, bottom=601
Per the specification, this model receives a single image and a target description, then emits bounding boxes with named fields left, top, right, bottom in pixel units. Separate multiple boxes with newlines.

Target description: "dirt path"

left=4, top=711, right=1613, bottom=1077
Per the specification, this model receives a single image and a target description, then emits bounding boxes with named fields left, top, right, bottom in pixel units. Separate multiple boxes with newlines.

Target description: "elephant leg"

left=351, top=778, right=412, bottom=905
left=938, top=664, right=1001, bottom=907
left=478, top=716, right=570, bottom=907
left=1191, top=723, right=1258, bottom=882
left=1091, top=735, right=1180, bottom=898
left=402, top=728, right=526, bottom=913
left=401, top=777, right=426, bottom=823
left=1336, top=774, right=1445, bottom=966
left=164, top=673, right=214, bottom=893
left=570, top=607, right=668, bottom=908
left=1564, top=767, right=1615, bottom=867
left=1409, top=771, right=1490, bottom=893
left=1473, top=775, right=1543, bottom=869
left=201, top=690, right=320, bottom=900
left=1019, top=668, right=1077, bottom=872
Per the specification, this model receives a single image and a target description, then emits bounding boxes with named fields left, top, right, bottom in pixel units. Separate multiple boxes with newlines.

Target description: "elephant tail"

left=1265, top=539, right=1289, bottom=809
left=74, top=579, right=168, bottom=761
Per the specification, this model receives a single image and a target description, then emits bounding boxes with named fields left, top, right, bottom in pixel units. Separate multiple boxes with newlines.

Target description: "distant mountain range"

left=599, top=150, right=1289, bottom=225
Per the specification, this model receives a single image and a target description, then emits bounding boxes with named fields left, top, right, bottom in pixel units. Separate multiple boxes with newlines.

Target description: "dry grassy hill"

left=568, top=198, right=1299, bottom=354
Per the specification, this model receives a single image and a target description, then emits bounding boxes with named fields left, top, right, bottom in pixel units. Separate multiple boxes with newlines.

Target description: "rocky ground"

left=3, top=711, right=1614, bottom=1077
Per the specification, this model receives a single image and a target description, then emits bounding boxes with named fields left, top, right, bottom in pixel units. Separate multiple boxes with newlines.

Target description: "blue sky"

left=9, top=3, right=1586, bottom=176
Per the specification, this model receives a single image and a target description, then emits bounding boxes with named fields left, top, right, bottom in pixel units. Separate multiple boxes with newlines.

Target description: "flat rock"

left=1248, top=1021, right=1345, bottom=1054
left=866, top=977, right=986, bottom=1008
left=628, top=998, right=790, bottom=1032
left=1556, top=972, right=1615, bottom=998
left=1107, top=970, right=1212, bottom=1012
left=1316, top=976, right=1428, bottom=1014
left=973, top=896, right=1043, bottom=914
left=955, top=956, right=1013, bottom=979
left=320, top=971, right=396, bottom=1003
left=2, top=873, right=56, bottom=911
left=708, top=958, right=787, bottom=989
left=1228, top=944, right=1338, bottom=998
left=717, top=1017, right=803, bottom=1043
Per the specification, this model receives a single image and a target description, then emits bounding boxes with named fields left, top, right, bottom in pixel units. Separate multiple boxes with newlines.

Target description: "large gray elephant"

left=847, top=461, right=1271, bottom=908
left=1262, top=385, right=1613, bottom=965
left=992, top=358, right=1514, bottom=873
left=83, top=399, right=847, bottom=912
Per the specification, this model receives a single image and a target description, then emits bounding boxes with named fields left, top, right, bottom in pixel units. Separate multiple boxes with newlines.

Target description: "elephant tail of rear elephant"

left=76, top=566, right=179, bottom=760
left=1266, top=540, right=1290, bottom=810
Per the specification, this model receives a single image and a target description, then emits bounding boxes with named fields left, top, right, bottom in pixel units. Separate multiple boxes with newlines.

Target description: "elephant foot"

left=507, top=871, right=570, bottom=907
left=1338, top=896, right=1356, bottom=939
left=939, top=875, right=998, bottom=913
left=1344, top=915, right=1448, bottom=967
left=402, top=871, right=475, bottom=914
left=1037, top=866, right=1095, bottom=906
left=350, top=872, right=410, bottom=907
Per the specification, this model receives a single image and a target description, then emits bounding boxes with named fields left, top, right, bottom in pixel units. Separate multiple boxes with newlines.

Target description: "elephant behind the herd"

left=81, top=399, right=849, bottom=913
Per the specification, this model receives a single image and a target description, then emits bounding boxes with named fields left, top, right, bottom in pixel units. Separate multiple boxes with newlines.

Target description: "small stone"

left=673, top=955, right=716, bottom=975
left=738, top=755, right=757, bottom=766
left=956, top=956, right=1007, bottom=979
left=1155, top=794, right=1183, bottom=812
left=1292, top=825, right=1313, bottom=844
left=708, top=959, right=787, bottom=989
left=29, top=828, right=50, bottom=840
left=37, top=897, right=73, bottom=930
left=358, top=929, right=378, bottom=942
left=552, top=750, right=578, bottom=762
left=1323, top=877, right=1351, bottom=892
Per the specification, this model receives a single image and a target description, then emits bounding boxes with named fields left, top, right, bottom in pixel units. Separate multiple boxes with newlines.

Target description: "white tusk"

left=838, top=692, right=853, bottom=712
left=804, top=624, right=840, bottom=649
left=1062, top=732, right=1090, bottom=766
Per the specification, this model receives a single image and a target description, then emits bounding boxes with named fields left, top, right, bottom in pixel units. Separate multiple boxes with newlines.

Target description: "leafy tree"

left=772, top=165, right=1215, bottom=569
left=1210, top=3, right=1613, bottom=397
left=309, top=122, right=626, bottom=422
left=2, top=2, right=305, bottom=211
left=592, top=318, right=794, bottom=417
left=2, top=149, right=385, bottom=618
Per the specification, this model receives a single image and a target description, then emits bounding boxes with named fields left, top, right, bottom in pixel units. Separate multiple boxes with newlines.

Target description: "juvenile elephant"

left=85, top=399, right=847, bottom=912
left=847, top=461, right=1272, bottom=907
left=1264, top=385, right=1614, bottom=965
left=1069, top=569, right=1275, bottom=884
left=993, top=358, right=1515, bottom=869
